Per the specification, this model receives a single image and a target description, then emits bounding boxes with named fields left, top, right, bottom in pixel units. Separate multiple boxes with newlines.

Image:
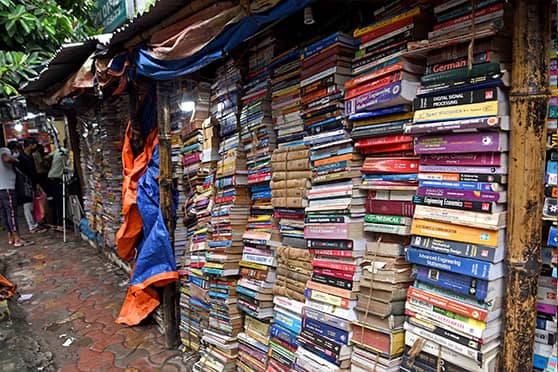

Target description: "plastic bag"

left=34, top=189, right=47, bottom=222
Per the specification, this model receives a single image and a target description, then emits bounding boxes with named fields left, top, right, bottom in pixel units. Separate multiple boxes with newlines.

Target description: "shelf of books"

left=162, top=1, right=558, bottom=370
left=537, top=5, right=558, bottom=370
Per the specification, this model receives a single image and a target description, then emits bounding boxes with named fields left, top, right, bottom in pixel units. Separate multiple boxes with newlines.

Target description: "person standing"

left=18, top=138, right=46, bottom=233
left=0, top=146, right=32, bottom=246
left=47, top=141, right=68, bottom=232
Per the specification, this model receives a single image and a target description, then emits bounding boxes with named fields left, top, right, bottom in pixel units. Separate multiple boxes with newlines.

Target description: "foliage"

left=0, top=0, right=98, bottom=96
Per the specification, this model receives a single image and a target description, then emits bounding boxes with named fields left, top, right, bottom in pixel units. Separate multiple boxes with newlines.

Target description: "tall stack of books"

left=236, top=36, right=279, bottom=372
left=539, top=20, right=558, bottom=369
left=400, top=8, right=512, bottom=367
left=343, top=5, right=431, bottom=370
left=271, top=48, right=303, bottom=147
left=97, top=95, right=128, bottom=249
left=269, top=143, right=310, bottom=370
left=295, top=30, right=364, bottom=372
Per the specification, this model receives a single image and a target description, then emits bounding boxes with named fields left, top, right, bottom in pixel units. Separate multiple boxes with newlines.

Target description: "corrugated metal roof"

left=21, top=34, right=112, bottom=94
left=109, top=0, right=191, bottom=47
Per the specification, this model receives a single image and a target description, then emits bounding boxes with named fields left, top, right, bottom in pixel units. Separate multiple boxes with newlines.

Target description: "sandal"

left=30, top=227, right=48, bottom=234
left=14, top=240, right=34, bottom=247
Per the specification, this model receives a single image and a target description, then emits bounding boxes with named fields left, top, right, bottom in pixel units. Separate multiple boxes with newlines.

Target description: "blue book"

left=413, top=265, right=491, bottom=301
left=306, top=116, right=344, bottom=131
left=208, top=240, right=232, bottom=248
left=302, top=317, right=350, bottom=344
left=274, top=309, right=302, bottom=334
left=302, top=32, right=354, bottom=59
left=406, top=247, right=504, bottom=280
left=533, top=354, right=549, bottom=370
left=348, top=104, right=410, bottom=121
left=418, top=179, right=502, bottom=192
left=536, top=316, right=556, bottom=331
left=270, top=324, right=298, bottom=346
left=362, top=173, right=418, bottom=181
left=189, top=275, right=207, bottom=289
left=236, top=285, right=259, bottom=299
left=548, top=225, right=557, bottom=248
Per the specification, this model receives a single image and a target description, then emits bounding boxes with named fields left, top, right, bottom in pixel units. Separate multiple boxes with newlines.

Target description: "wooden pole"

left=503, top=1, right=550, bottom=369
left=156, top=80, right=179, bottom=349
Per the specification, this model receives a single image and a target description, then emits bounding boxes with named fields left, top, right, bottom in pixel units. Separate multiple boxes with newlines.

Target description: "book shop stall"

left=26, top=0, right=557, bottom=370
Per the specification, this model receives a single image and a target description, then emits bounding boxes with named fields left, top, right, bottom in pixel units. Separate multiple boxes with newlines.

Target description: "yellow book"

left=353, top=7, right=422, bottom=37
left=238, top=260, right=268, bottom=271
left=410, top=218, right=504, bottom=247
left=413, top=101, right=504, bottom=123
left=353, top=112, right=414, bottom=127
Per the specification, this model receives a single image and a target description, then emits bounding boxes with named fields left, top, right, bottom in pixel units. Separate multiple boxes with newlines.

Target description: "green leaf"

left=0, top=0, right=13, bottom=8
left=5, top=18, right=15, bottom=33
left=19, top=18, right=31, bottom=34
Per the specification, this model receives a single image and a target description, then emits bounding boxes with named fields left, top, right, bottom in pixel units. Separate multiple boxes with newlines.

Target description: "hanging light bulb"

left=304, top=6, right=315, bottom=25
left=179, top=100, right=196, bottom=112
left=14, top=122, right=23, bottom=132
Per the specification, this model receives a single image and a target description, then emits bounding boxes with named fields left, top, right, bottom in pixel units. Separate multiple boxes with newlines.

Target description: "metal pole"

left=502, top=1, right=551, bottom=369
left=156, top=81, right=179, bottom=349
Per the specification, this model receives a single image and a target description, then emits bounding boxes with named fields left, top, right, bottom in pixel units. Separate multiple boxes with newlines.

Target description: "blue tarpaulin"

left=135, top=0, right=310, bottom=80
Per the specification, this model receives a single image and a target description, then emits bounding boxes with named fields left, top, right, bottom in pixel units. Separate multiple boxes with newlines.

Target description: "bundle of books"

left=401, top=20, right=512, bottom=370
left=345, top=4, right=431, bottom=368
left=270, top=47, right=303, bottom=146
left=236, top=36, right=280, bottom=372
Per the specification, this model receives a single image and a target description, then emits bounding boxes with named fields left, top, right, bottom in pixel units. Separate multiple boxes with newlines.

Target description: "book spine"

left=420, top=62, right=502, bottom=85
left=302, top=306, right=351, bottom=331
left=311, top=260, right=358, bottom=273
left=424, top=51, right=499, bottom=75
left=309, top=249, right=357, bottom=257
left=345, top=72, right=402, bottom=100
left=300, top=74, right=336, bottom=96
left=414, top=101, right=503, bottom=124
left=366, top=199, right=415, bottom=217
left=307, top=239, right=353, bottom=250
left=418, top=172, right=506, bottom=183
left=363, top=223, right=411, bottom=235
left=307, top=280, right=353, bottom=299
left=359, top=16, right=413, bottom=44
left=413, top=195, right=499, bottom=214
left=313, top=267, right=356, bottom=281
left=353, top=6, right=421, bottom=37
left=411, top=235, right=499, bottom=263
left=419, top=152, right=504, bottom=166
left=417, top=73, right=505, bottom=96
left=406, top=247, right=498, bottom=280
left=302, top=317, right=350, bottom=344
left=413, top=265, right=489, bottom=301
left=296, top=336, right=340, bottom=366
left=304, top=288, right=351, bottom=308
left=274, top=309, right=303, bottom=334
left=364, top=214, right=411, bottom=225
left=271, top=324, right=298, bottom=346
left=300, top=329, right=343, bottom=356
left=346, top=81, right=404, bottom=115
left=418, top=180, right=501, bottom=192
left=433, top=3, right=504, bottom=31
left=408, top=287, right=488, bottom=321
left=419, top=165, right=506, bottom=175
left=312, top=273, right=355, bottom=290
left=404, top=116, right=507, bottom=135
left=413, top=87, right=500, bottom=110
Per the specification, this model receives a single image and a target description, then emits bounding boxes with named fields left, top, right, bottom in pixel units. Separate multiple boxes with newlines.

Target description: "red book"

left=309, top=249, right=359, bottom=257
left=356, top=135, right=414, bottom=148
left=365, top=200, right=415, bottom=216
left=301, top=45, right=354, bottom=70
left=345, top=62, right=403, bottom=90
left=360, top=143, right=414, bottom=154
left=345, top=72, right=403, bottom=100
left=313, top=267, right=357, bottom=281
left=311, top=259, right=359, bottom=273
left=351, top=323, right=401, bottom=357
left=433, top=3, right=504, bottom=31
left=361, top=158, right=419, bottom=173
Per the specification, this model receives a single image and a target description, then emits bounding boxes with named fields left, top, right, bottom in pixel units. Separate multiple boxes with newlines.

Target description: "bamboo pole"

left=502, top=1, right=550, bottom=369
left=156, top=81, right=179, bottom=349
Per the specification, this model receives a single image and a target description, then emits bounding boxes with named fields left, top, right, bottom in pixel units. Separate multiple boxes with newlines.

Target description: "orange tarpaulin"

left=116, top=121, right=158, bottom=262
left=0, top=274, right=16, bottom=300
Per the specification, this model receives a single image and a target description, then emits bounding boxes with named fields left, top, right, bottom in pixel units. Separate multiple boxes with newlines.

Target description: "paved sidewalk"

left=0, top=229, right=192, bottom=371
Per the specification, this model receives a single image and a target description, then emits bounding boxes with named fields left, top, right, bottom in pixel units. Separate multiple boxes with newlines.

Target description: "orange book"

left=313, top=153, right=354, bottom=167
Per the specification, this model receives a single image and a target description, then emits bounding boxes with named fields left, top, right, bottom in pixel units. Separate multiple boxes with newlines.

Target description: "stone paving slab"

left=0, top=230, right=196, bottom=371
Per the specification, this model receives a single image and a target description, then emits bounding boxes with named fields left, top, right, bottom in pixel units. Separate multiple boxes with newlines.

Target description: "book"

left=406, top=248, right=505, bottom=280
left=413, top=101, right=508, bottom=123
left=345, top=80, right=420, bottom=115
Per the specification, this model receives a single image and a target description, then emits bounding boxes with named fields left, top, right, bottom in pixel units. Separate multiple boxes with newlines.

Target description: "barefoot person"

left=0, top=146, right=33, bottom=246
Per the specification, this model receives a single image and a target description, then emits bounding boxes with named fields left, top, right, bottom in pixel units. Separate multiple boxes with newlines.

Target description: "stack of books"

left=271, top=47, right=304, bottom=146
left=270, top=145, right=310, bottom=248
left=345, top=4, right=430, bottom=369
left=97, top=95, right=129, bottom=249
left=268, top=296, right=305, bottom=371
left=538, top=23, right=558, bottom=369
left=299, top=31, right=353, bottom=148
left=187, top=265, right=211, bottom=353
left=199, top=277, right=243, bottom=372
left=236, top=37, right=279, bottom=372
left=401, top=10, right=512, bottom=368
